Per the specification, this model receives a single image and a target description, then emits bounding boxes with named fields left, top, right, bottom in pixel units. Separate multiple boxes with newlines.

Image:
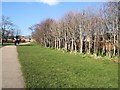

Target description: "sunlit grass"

left=17, top=43, right=118, bottom=88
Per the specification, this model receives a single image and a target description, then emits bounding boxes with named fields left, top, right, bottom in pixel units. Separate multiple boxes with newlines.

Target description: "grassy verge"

left=17, top=43, right=118, bottom=88
left=2, top=42, right=15, bottom=46
left=2, top=42, right=28, bottom=47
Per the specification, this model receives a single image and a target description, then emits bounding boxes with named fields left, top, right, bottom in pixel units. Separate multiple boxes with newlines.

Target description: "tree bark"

left=57, top=38, right=59, bottom=49
left=88, top=38, right=91, bottom=54
left=113, top=34, right=116, bottom=56
left=74, top=40, right=77, bottom=54
left=71, top=38, right=74, bottom=52
left=58, top=38, right=61, bottom=49
left=113, top=21, right=116, bottom=56
left=79, top=25, right=83, bottom=53
left=64, top=32, right=67, bottom=51
left=55, top=37, right=57, bottom=48
left=94, top=33, right=97, bottom=57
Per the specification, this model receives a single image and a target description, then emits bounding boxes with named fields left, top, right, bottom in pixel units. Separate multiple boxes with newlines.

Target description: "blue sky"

left=2, top=2, right=104, bottom=36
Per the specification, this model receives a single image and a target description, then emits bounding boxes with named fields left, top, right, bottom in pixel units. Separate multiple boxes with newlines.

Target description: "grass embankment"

left=17, top=43, right=118, bottom=88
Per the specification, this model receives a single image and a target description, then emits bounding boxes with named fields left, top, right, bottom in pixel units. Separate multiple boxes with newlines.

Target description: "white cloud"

left=38, top=0, right=59, bottom=6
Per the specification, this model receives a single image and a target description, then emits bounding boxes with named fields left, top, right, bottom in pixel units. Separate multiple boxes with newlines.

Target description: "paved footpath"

left=1, top=45, right=24, bottom=88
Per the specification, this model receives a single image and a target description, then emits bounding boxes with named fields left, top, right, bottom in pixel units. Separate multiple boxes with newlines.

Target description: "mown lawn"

left=17, top=43, right=118, bottom=88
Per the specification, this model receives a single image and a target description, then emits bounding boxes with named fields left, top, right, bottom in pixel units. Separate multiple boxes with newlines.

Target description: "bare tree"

left=0, top=16, right=18, bottom=45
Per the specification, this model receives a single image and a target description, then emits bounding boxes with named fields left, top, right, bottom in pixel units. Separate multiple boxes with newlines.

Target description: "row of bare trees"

left=30, top=2, right=120, bottom=58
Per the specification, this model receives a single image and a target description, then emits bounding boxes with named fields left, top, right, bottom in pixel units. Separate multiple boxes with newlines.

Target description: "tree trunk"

left=102, top=36, right=105, bottom=56
left=74, top=40, right=77, bottom=54
left=102, top=44, right=105, bottom=56
left=55, top=37, right=57, bottom=48
left=113, top=21, right=116, bottom=56
left=64, top=32, right=67, bottom=51
left=48, top=38, right=51, bottom=48
left=58, top=38, right=61, bottom=50
left=80, top=39, right=83, bottom=53
left=45, top=41, right=46, bottom=47
left=87, top=36, right=91, bottom=54
left=71, top=38, right=74, bottom=52
left=44, top=39, right=46, bottom=47
left=94, top=34, right=97, bottom=57
left=113, top=34, right=116, bottom=56
left=108, top=43, right=111, bottom=58
left=117, top=15, right=120, bottom=57
left=57, top=38, right=59, bottom=49
left=79, top=25, right=82, bottom=54
left=47, top=38, right=49, bottom=47
left=43, top=35, right=46, bottom=47
left=88, top=40, right=91, bottom=54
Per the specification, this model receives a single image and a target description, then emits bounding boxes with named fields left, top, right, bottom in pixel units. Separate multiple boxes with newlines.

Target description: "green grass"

left=2, top=42, right=26, bottom=47
left=17, top=43, right=118, bottom=88
left=0, top=44, right=2, bottom=48
left=2, top=42, right=15, bottom=46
